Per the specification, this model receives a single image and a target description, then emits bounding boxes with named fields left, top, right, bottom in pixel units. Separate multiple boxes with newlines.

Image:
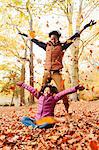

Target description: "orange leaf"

left=92, top=86, right=95, bottom=92
left=36, top=116, right=57, bottom=125
left=62, top=136, right=70, bottom=143
left=97, top=66, right=99, bottom=70
left=29, top=107, right=33, bottom=112
left=29, top=31, right=35, bottom=38
left=60, top=80, right=65, bottom=88
left=20, top=44, right=25, bottom=49
left=11, top=73, right=16, bottom=78
left=10, top=86, right=15, bottom=90
left=90, top=140, right=98, bottom=150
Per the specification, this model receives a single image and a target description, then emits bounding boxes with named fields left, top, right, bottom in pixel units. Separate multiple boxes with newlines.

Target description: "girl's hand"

left=75, top=85, right=85, bottom=91
left=17, top=81, right=23, bottom=87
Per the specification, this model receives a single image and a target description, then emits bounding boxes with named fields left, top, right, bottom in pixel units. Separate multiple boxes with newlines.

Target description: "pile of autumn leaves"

left=0, top=100, right=99, bottom=150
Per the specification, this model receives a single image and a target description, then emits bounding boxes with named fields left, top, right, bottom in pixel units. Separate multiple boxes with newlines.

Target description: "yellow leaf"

left=90, top=26, right=93, bottom=30
left=12, top=0, right=22, bottom=5
left=26, top=0, right=30, bottom=10
left=48, top=135, right=59, bottom=141
left=67, top=39, right=73, bottom=44
left=67, top=0, right=72, bottom=4
left=20, top=12, right=25, bottom=18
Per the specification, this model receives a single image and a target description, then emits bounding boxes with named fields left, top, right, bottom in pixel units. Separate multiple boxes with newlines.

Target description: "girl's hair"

left=40, top=84, right=58, bottom=95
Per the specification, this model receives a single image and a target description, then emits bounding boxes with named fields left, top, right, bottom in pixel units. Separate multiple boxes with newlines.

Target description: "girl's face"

left=44, top=87, right=51, bottom=95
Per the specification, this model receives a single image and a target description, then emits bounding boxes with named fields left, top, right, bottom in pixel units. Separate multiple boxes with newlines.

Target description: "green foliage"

left=12, top=0, right=22, bottom=6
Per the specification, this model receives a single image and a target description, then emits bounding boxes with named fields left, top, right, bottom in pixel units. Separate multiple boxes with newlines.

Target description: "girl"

left=17, top=82, right=84, bottom=129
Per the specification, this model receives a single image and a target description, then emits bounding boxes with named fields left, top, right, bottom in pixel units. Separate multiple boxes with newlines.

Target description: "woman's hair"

left=40, top=84, right=58, bottom=95
left=49, top=30, right=61, bottom=39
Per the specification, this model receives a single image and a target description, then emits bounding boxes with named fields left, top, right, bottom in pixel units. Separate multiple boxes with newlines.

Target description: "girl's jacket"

left=21, top=83, right=77, bottom=120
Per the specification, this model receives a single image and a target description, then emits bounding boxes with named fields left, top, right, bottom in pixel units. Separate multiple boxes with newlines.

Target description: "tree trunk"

left=68, top=42, right=79, bottom=101
left=20, top=64, right=25, bottom=105
left=28, top=9, right=34, bottom=105
left=10, top=92, right=14, bottom=106
left=68, top=0, right=82, bottom=101
left=28, top=40, right=34, bottom=104
left=67, top=21, right=79, bottom=101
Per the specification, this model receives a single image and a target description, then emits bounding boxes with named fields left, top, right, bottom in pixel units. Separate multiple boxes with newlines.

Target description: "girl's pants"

left=21, top=116, right=54, bottom=129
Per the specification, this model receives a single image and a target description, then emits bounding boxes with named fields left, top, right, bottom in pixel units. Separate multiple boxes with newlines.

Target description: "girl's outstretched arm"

left=17, top=82, right=40, bottom=99
left=54, top=85, right=85, bottom=101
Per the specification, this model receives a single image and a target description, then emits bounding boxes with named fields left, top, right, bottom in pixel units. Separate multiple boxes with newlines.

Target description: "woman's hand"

left=84, top=20, right=96, bottom=29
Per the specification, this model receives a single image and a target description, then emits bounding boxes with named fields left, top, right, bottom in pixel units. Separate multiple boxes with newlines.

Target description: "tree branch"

left=83, top=1, right=98, bottom=20
left=78, top=32, right=99, bottom=59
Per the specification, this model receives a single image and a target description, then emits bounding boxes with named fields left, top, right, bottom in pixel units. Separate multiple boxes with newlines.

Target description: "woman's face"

left=44, top=87, right=51, bottom=95
left=50, top=35, right=59, bottom=45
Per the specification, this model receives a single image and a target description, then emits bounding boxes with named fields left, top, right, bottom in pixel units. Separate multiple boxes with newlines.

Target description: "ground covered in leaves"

left=0, top=100, right=99, bottom=150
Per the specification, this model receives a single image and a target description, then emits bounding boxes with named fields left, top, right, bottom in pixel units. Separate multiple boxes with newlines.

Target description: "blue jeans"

left=21, top=116, right=54, bottom=129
